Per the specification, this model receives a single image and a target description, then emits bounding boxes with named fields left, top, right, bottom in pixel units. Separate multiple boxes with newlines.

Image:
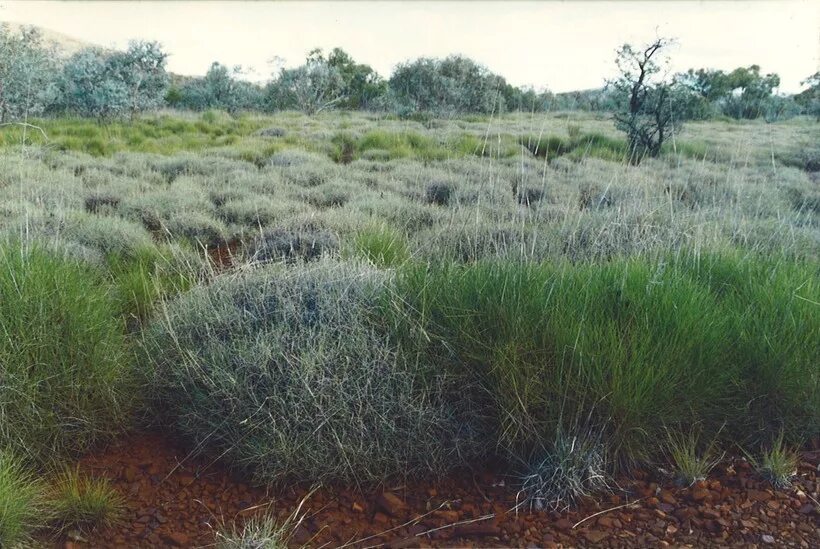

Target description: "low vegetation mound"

left=0, top=242, right=134, bottom=462
left=389, top=254, right=819, bottom=471
left=142, top=261, right=478, bottom=484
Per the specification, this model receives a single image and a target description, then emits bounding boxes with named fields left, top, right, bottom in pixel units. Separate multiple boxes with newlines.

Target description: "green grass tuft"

left=750, top=432, right=800, bottom=489
left=0, top=451, right=47, bottom=547
left=0, top=241, right=134, bottom=462
left=49, top=466, right=124, bottom=534
left=350, top=223, right=411, bottom=267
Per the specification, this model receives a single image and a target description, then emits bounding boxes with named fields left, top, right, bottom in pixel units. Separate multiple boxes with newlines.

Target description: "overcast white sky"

left=1, top=1, right=817, bottom=92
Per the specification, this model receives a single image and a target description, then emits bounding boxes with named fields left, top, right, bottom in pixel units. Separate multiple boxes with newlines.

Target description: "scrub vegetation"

left=0, top=24, right=817, bottom=542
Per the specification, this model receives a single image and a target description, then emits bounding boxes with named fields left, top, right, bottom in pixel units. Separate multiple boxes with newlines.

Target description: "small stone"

left=798, top=503, right=816, bottom=515
left=456, top=523, right=501, bottom=537
left=597, top=516, right=615, bottom=528
left=160, top=532, right=189, bottom=547
left=583, top=530, right=610, bottom=544
left=762, top=534, right=776, bottom=544
left=434, top=509, right=460, bottom=522
left=376, top=492, right=407, bottom=517
left=748, top=490, right=772, bottom=502
left=291, top=525, right=311, bottom=545
left=660, top=490, right=677, bottom=505
left=124, top=465, right=138, bottom=482
left=658, top=503, right=675, bottom=513
left=691, top=488, right=710, bottom=501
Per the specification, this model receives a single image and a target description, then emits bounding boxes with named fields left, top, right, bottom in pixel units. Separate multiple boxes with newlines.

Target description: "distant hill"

left=1, top=22, right=108, bottom=57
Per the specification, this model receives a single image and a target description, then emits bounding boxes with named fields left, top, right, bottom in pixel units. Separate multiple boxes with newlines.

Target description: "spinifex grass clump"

left=666, top=428, right=724, bottom=487
left=247, top=225, right=339, bottom=263
left=216, top=516, right=293, bottom=549
left=0, top=451, right=47, bottom=547
left=0, top=241, right=134, bottom=462
left=350, top=223, right=411, bottom=267
left=688, top=255, right=820, bottom=444
left=391, top=258, right=730, bottom=467
left=518, top=428, right=609, bottom=511
left=389, top=253, right=819, bottom=470
left=750, top=433, right=800, bottom=489
left=50, top=467, right=124, bottom=534
left=143, top=261, right=478, bottom=484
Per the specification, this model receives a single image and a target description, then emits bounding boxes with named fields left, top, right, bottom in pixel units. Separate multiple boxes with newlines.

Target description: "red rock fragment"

left=160, top=532, right=189, bottom=547
left=376, top=491, right=408, bottom=517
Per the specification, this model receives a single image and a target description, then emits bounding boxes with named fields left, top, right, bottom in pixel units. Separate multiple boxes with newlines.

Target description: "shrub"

left=256, top=127, right=286, bottom=138
left=425, top=182, right=453, bottom=206
left=0, top=242, right=133, bottom=461
left=142, top=262, right=478, bottom=484
left=63, top=214, right=155, bottom=260
left=49, top=467, right=123, bottom=534
left=0, top=451, right=47, bottom=547
left=517, top=187, right=545, bottom=206
left=247, top=224, right=339, bottom=263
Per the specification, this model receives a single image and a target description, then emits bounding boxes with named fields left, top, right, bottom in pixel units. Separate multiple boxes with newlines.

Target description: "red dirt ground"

left=64, top=432, right=818, bottom=548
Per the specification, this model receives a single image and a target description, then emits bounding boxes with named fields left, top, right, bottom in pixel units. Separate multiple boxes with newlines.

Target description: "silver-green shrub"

left=142, top=261, right=478, bottom=484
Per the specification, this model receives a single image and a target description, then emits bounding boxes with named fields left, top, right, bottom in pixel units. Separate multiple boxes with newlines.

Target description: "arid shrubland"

left=0, top=111, right=816, bottom=509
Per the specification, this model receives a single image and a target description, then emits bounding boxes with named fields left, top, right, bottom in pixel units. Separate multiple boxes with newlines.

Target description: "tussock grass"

left=388, top=253, right=819, bottom=469
left=142, top=261, right=479, bottom=485
left=0, top=451, right=47, bottom=547
left=107, top=244, right=201, bottom=325
left=749, top=432, right=800, bottom=489
left=49, top=466, right=124, bottom=534
left=349, top=223, right=411, bottom=267
left=518, top=427, right=609, bottom=511
left=216, top=516, right=293, bottom=549
left=666, top=428, right=724, bottom=487
left=215, top=493, right=313, bottom=549
left=0, top=242, right=134, bottom=462
left=0, top=111, right=817, bottom=505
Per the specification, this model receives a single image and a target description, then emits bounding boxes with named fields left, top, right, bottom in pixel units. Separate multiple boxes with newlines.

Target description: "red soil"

left=67, top=432, right=818, bottom=548
left=206, top=238, right=242, bottom=270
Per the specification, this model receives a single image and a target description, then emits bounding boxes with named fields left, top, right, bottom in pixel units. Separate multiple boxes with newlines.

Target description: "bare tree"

left=611, top=38, right=683, bottom=164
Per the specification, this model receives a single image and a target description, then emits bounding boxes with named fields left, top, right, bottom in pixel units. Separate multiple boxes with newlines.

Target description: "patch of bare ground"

left=57, top=433, right=820, bottom=548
